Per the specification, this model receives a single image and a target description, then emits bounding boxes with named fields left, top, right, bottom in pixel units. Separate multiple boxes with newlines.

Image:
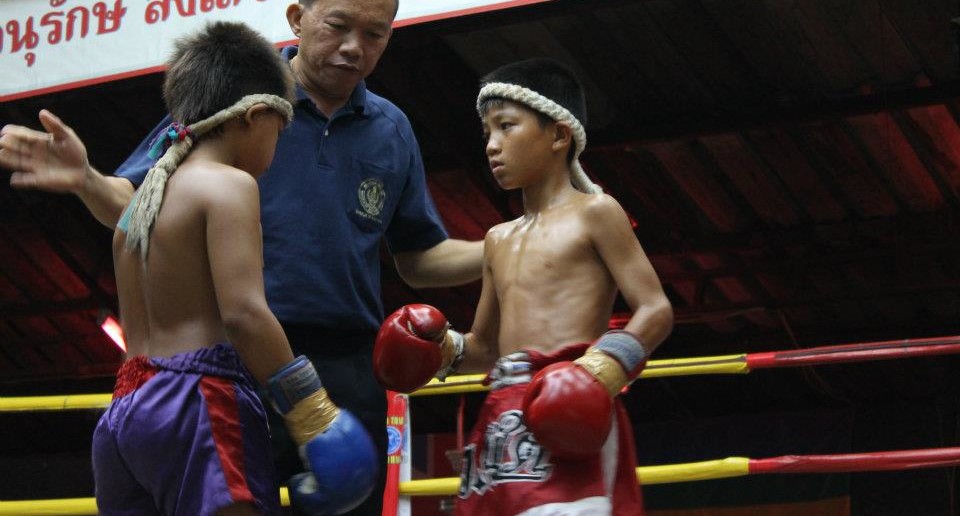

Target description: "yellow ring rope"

left=4, top=337, right=958, bottom=512
left=0, top=354, right=748, bottom=412
left=0, top=459, right=752, bottom=514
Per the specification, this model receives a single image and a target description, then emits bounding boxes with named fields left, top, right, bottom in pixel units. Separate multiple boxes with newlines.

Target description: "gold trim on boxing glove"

left=574, top=348, right=630, bottom=398
left=283, top=387, right=340, bottom=447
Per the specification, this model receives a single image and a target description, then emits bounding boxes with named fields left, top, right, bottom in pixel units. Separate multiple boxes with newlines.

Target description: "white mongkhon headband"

left=477, top=82, right=601, bottom=194
left=125, top=93, right=294, bottom=258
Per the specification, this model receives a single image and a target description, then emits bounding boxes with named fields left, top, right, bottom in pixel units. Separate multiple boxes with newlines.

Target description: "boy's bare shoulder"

left=580, top=192, right=626, bottom=221
left=172, top=162, right=259, bottom=204
left=176, top=161, right=257, bottom=187
left=484, top=217, right=523, bottom=242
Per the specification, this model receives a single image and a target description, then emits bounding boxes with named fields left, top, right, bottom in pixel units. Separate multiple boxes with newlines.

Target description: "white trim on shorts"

left=514, top=496, right=612, bottom=515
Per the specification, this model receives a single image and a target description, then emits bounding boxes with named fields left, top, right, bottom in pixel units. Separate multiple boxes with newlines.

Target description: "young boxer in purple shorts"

left=54, top=21, right=380, bottom=515
left=93, top=347, right=278, bottom=515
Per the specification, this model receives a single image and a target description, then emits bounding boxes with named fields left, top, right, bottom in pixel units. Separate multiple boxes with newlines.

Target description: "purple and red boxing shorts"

left=92, top=344, right=280, bottom=515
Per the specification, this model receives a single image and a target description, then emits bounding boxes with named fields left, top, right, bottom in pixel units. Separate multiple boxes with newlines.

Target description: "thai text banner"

left=0, top=0, right=549, bottom=102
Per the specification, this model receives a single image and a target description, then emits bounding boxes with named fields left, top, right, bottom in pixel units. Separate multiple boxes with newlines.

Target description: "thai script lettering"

left=145, top=0, right=264, bottom=24
left=4, top=17, right=40, bottom=56
left=458, top=410, right=553, bottom=498
left=3, top=0, right=127, bottom=67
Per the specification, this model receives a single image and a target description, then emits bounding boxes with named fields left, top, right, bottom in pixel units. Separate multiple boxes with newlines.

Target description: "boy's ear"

left=243, top=103, right=271, bottom=125
left=552, top=121, right=574, bottom=153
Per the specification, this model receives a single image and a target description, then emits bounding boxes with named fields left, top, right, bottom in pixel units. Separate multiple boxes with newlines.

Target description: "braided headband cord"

left=124, top=94, right=294, bottom=258
left=476, top=82, right=601, bottom=194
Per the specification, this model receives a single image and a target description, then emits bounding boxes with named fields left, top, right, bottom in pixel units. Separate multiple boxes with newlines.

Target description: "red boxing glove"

left=523, top=331, right=646, bottom=458
left=523, top=360, right=614, bottom=459
left=373, top=304, right=463, bottom=393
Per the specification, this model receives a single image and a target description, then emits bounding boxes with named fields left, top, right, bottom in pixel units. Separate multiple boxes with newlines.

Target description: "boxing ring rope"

left=397, top=446, right=960, bottom=496
left=3, top=335, right=959, bottom=411
left=4, top=448, right=960, bottom=514
left=2, top=334, right=960, bottom=514
left=410, top=334, right=960, bottom=395
left=0, top=393, right=111, bottom=412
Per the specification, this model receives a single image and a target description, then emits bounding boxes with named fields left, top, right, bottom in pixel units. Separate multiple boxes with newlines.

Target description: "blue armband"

left=593, top=330, right=647, bottom=374
left=267, top=355, right=322, bottom=414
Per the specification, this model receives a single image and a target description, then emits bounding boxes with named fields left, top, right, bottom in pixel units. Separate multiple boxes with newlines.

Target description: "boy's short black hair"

left=163, top=21, right=294, bottom=126
left=478, top=58, right=586, bottom=127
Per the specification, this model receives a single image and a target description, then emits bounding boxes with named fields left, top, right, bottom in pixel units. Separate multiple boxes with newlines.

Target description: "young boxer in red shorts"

left=372, top=58, right=674, bottom=515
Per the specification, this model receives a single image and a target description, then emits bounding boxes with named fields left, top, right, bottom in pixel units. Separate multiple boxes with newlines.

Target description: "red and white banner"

left=0, top=0, right=552, bottom=102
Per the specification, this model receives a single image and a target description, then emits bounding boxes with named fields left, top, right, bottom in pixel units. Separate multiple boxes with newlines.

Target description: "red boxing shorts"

left=455, top=343, right=643, bottom=516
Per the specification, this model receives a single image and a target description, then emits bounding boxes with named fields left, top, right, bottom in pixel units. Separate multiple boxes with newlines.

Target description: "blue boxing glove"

left=268, top=356, right=378, bottom=515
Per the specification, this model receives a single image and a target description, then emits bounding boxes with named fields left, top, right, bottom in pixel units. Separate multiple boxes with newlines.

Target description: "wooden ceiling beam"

left=0, top=297, right=101, bottom=319
left=589, top=80, right=960, bottom=150
left=643, top=208, right=960, bottom=257
left=673, top=276, right=960, bottom=324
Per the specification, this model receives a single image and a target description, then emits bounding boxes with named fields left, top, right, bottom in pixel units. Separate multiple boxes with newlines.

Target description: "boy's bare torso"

left=488, top=193, right=617, bottom=357
left=113, top=160, right=240, bottom=359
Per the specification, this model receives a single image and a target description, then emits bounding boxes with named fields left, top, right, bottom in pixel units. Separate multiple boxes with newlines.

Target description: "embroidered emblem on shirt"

left=458, top=410, right=553, bottom=498
left=356, top=178, right=386, bottom=224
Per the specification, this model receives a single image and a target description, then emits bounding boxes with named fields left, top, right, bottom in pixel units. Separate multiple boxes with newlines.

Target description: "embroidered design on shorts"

left=458, top=409, right=552, bottom=498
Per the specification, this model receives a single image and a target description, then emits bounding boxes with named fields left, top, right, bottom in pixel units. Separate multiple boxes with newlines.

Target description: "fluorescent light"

left=100, top=315, right=126, bottom=352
